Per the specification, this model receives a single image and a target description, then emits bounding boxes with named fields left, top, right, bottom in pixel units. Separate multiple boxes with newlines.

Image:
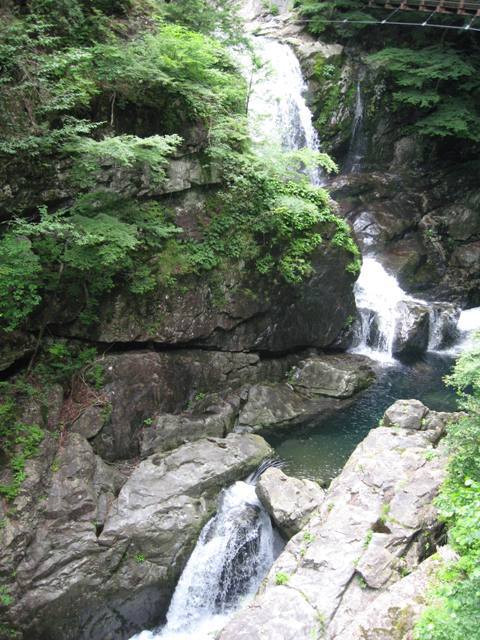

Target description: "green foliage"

left=296, top=0, right=376, bottom=36
left=1, top=194, right=182, bottom=330
left=33, top=341, right=101, bottom=389
left=93, top=23, right=246, bottom=125
left=275, top=571, right=289, bottom=585
left=0, top=236, right=42, bottom=331
left=296, top=0, right=480, bottom=144
left=0, top=400, right=44, bottom=501
left=67, top=134, right=182, bottom=188
left=0, top=586, right=13, bottom=607
left=134, top=553, right=145, bottom=564
left=368, top=46, right=480, bottom=142
left=414, top=341, right=480, bottom=639
left=0, top=341, right=102, bottom=500
left=159, top=0, right=243, bottom=41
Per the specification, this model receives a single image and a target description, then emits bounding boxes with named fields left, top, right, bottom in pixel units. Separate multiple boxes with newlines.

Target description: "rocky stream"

left=1, top=1, right=480, bottom=640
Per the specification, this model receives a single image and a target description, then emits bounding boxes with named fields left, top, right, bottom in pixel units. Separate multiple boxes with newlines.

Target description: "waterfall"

left=130, top=481, right=281, bottom=640
left=344, top=69, right=367, bottom=174
left=351, top=256, right=469, bottom=363
left=351, top=257, right=409, bottom=362
left=245, top=36, right=323, bottom=184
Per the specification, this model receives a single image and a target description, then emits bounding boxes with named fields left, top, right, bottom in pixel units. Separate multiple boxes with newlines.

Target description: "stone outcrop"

left=290, top=353, right=375, bottom=398
left=58, top=237, right=356, bottom=353
left=347, top=546, right=458, bottom=640
left=256, top=467, right=325, bottom=538
left=2, top=431, right=271, bottom=640
left=234, top=354, right=375, bottom=433
left=218, top=400, right=458, bottom=640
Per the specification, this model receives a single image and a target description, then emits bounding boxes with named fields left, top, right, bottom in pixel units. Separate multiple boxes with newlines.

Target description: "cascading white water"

left=443, top=307, right=480, bottom=355
left=351, top=256, right=415, bottom=362
left=344, top=72, right=366, bottom=174
left=245, top=36, right=323, bottom=183
left=351, top=256, right=474, bottom=363
left=130, top=481, right=280, bottom=640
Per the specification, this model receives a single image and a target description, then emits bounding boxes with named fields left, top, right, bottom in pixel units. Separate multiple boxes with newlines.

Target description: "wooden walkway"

left=367, top=0, right=480, bottom=16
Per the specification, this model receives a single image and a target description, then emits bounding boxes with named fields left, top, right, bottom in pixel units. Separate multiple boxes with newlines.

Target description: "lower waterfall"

left=130, top=480, right=282, bottom=640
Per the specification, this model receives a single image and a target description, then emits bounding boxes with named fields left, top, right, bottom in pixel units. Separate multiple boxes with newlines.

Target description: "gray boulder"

left=256, top=468, right=325, bottom=538
left=140, top=395, right=240, bottom=456
left=382, top=398, right=429, bottom=431
left=347, top=546, right=458, bottom=640
left=392, top=300, right=430, bottom=356
left=290, top=353, right=375, bottom=399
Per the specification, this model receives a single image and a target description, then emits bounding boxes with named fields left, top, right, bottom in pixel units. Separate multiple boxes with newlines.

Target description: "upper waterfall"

left=244, top=36, right=323, bottom=184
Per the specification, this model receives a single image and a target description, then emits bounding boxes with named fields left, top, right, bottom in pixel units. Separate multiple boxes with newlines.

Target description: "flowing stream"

left=351, top=255, right=461, bottom=363
left=130, top=480, right=282, bottom=640
left=130, top=31, right=322, bottom=640
left=344, top=69, right=367, bottom=173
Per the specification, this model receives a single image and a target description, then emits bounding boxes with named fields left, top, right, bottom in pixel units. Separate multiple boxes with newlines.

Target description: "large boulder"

left=256, top=467, right=325, bottom=538
left=290, top=353, right=375, bottom=398
left=392, top=300, right=430, bottom=356
left=218, top=400, right=457, bottom=640
left=5, top=432, right=272, bottom=640
left=140, top=395, right=240, bottom=456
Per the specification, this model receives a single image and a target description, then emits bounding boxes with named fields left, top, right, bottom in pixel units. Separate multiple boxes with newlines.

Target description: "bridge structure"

left=367, top=0, right=480, bottom=17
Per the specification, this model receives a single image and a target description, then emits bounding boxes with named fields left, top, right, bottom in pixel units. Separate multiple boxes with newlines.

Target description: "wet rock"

left=8, top=433, right=271, bottom=640
left=451, top=241, right=480, bottom=270
left=71, top=404, right=108, bottom=439
left=443, top=204, right=480, bottom=242
left=219, top=400, right=456, bottom=640
left=392, top=300, right=430, bottom=356
left=0, top=331, right=35, bottom=372
left=236, top=355, right=375, bottom=433
left=290, top=353, right=375, bottom=399
left=428, top=302, right=460, bottom=349
left=256, top=468, right=325, bottom=538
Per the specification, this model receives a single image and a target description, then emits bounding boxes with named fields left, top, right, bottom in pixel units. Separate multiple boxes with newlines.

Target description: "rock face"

left=64, top=351, right=376, bottom=461
left=60, top=239, right=356, bottom=353
left=218, top=400, right=458, bottom=640
left=256, top=467, right=325, bottom=538
left=347, top=546, right=458, bottom=640
left=2, top=432, right=272, bottom=640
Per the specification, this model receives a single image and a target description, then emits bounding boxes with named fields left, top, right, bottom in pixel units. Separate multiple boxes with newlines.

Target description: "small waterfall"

left=351, top=256, right=465, bottom=363
left=352, top=257, right=412, bottom=362
left=130, top=481, right=281, bottom=640
left=344, top=70, right=367, bottom=174
left=245, top=36, right=323, bottom=183
left=443, top=307, right=480, bottom=355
